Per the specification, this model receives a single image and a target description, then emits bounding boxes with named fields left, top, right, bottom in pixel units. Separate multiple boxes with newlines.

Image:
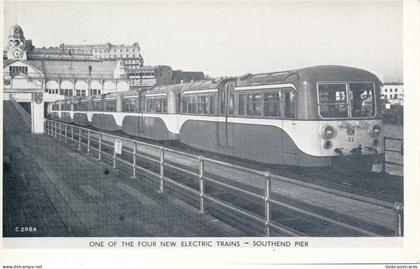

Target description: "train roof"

left=235, top=65, right=381, bottom=86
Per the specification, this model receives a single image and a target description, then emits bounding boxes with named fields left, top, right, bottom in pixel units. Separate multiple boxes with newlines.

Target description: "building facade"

left=381, top=83, right=404, bottom=105
left=3, top=25, right=205, bottom=102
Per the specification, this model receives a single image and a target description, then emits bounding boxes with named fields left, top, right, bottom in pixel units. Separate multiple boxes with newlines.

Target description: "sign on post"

left=114, top=138, right=123, bottom=155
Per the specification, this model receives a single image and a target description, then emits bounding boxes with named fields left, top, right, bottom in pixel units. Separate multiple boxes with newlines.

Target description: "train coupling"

left=334, top=148, right=344, bottom=156
left=350, top=144, right=363, bottom=155
left=365, top=146, right=378, bottom=154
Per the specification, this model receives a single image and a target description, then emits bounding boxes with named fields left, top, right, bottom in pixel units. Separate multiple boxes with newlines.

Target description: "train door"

left=217, top=79, right=235, bottom=149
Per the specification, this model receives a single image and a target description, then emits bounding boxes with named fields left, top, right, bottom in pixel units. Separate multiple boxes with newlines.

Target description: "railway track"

left=46, top=121, right=402, bottom=236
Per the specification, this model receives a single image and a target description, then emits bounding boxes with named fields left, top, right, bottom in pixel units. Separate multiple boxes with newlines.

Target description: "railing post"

left=64, top=125, right=67, bottom=142
left=113, top=138, right=117, bottom=169
left=54, top=122, right=57, bottom=139
left=158, top=146, right=165, bottom=193
left=59, top=123, right=62, bottom=141
left=98, top=134, right=102, bottom=160
left=131, top=143, right=137, bottom=179
left=264, top=172, right=272, bottom=237
left=87, top=130, right=91, bottom=154
left=78, top=128, right=82, bottom=151
left=199, top=156, right=205, bottom=214
left=71, top=125, right=74, bottom=141
left=382, top=137, right=386, bottom=173
left=393, top=202, right=404, bottom=236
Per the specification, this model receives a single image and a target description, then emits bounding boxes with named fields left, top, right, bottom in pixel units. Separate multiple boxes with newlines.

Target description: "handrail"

left=9, top=96, right=31, bottom=128
left=382, top=136, right=404, bottom=173
left=44, top=119, right=404, bottom=237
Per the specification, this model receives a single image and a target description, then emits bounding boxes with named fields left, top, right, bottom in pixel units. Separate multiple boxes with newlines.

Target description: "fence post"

left=393, top=202, right=404, bottom=236
left=264, top=172, right=272, bottom=237
left=113, top=138, right=117, bottom=169
left=87, top=130, right=91, bottom=154
left=98, top=135, right=102, bottom=160
left=54, top=122, right=57, bottom=139
left=59, top=123, right=62, bottom=141
left=131, top=143, right=137, bottom=179
left=64, top=125, right=67, bottom=142
left=71, top=125, right=74, bottom=141
left=199, top=156, right=205, bottom=214
left=158, top=146, right=165, bottom=193
left=381, top=137, right=386, bottom=173
left=78, top=128, right=82, bottom=151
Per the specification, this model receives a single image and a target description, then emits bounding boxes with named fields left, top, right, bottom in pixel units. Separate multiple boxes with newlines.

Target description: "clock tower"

left=7, top=24, right=27, bottom=60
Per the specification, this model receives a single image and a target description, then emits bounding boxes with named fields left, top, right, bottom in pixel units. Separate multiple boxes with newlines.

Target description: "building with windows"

left=3, top=24, right=205, bottom=102
left=381, top=82, right=404, bottom=105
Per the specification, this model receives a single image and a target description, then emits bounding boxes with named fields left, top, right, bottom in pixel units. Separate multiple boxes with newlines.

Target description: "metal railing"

left=9, top=96, right=31, bottom=128
left=382, top=136, right=404, bottom=173
left=44, top=119, right=404, bottom=237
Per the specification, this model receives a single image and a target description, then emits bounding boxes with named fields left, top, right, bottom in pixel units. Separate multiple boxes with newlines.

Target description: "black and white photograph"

left=1, top=0, right=419, bottom=267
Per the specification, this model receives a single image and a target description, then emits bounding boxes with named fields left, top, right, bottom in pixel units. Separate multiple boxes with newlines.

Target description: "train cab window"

left=349, top=83, right=375, bottom=117
left=318, top=83, right=348, bottom=118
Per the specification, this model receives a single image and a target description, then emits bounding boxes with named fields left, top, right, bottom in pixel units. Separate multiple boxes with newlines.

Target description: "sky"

left=3, top=1, right=403, bottom=82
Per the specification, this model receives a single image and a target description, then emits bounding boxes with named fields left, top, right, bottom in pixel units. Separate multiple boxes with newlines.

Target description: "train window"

left=349, top=83, right=375, bottom=117
left=228, top=94, right=235, bottom=115
left=198, top=95, right=209, bottom=114
left=105, top=99, right=116, bottom=112
left=146, top=98, right=156, bottom=112
left=81, top=101, right=89, bottom=111
left=123, top=97, right=138, bottom=112
left=283, top=88, right=296, bottom=118
left=92, top=100, right=103, bottom=111
left=182, top=96, right=188, bottom=113
left=73, top=101, right=80, bottom=111
left=238, top=94, right=246, bottom=115
left=188, top=96, right=198, bottom=113
left=263, top=91, right=281, bottom=117
left=246, top=93, right=263, bottom=116
left=318, top=83, right=348, bottom=118
left=210, top=94, right=216, bottom=114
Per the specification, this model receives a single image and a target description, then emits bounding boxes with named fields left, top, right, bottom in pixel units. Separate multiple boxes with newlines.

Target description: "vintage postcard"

left=1, top=0, right=419, bottom=267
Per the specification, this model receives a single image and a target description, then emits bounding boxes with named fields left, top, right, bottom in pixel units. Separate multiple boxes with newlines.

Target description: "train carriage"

left=48, top=65, right=384, bottom=170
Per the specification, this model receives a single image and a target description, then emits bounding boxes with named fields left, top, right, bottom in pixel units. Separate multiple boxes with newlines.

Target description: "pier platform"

left=3, top=101, right=242, bottom=237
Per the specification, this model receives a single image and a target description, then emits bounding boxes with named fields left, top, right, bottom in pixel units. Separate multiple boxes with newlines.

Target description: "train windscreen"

left=318, top=83, right=348, bottom=118
left=349, top=82, right=375, bottom=117
left=318, top=82, right=375, bottom=118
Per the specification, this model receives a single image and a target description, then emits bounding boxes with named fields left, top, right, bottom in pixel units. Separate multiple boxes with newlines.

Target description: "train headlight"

left=322, top=125, right=335, bottom=139
left=371, top=138, right=380, bottom=147
left=372, top=124, right=381, bottom=137
left=323, top=140, right=333, bottom=149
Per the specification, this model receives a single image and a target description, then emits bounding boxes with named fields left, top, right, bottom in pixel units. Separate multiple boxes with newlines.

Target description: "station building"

left=381, top=83, right=404, bottom=105
left=3, top=24, right=205, bottom=102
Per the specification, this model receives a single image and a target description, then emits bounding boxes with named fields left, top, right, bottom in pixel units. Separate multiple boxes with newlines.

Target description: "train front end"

left=291, top=66, right=384, bottom=171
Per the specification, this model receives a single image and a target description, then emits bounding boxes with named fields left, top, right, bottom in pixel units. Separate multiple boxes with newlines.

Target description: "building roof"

left=25, top=59, right=119, bottom=79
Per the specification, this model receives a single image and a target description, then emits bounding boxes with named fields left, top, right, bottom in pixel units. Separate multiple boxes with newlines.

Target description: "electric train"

left=48, top=65, right=384, bottom=171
